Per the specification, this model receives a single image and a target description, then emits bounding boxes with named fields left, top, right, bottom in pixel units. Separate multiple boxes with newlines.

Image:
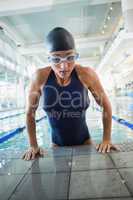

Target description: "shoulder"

left=75, top=64, right=97, bottom=78
left=28, top=66, right=51, bottom=93
left=75, top=64, right=99, bottom=88
left=32, top=66, right=51, bottom=86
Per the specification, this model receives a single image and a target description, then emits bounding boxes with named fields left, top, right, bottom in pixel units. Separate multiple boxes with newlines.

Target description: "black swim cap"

left=46, top=27, right=75, bottom=52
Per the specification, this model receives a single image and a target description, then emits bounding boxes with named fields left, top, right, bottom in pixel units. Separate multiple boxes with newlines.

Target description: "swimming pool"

left=0, top=107, right=133, bottom=151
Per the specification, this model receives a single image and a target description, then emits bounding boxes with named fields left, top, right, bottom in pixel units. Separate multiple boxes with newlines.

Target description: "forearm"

left=102, top=105, right=112, bottom=141
left=26, top=113, right=38, bottom=147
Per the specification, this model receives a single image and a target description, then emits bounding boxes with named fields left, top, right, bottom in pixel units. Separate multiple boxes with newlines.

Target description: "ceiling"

left=97, top=31, right=133, bottom=87
left=0, top=0, right=122, bottom=69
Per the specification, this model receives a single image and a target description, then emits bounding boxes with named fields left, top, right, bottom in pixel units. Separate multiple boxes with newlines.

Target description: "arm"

left=88, top=69, right=112, bottom=142
left=87, top=68, right=119, bottom=152
left=76, top=66, right=118, bottom=153
left=26, top=73, right=41, bottom=148
left=22, top=68, right=50, bottom=160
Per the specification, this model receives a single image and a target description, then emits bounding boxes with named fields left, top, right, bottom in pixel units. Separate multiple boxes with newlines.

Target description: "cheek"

left=51, top=65, right=62, bottom=77
left=51, top=65, right=59, bottom=73
left=68, top=62, right=75, bottom=71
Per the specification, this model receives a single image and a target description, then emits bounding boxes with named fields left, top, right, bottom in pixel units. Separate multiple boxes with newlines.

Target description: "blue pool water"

left=0, top=95, right=133, bottom=151
left=0, top=108, right=133, bottom=151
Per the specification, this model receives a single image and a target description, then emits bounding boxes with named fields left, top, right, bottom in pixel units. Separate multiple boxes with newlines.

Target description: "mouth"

left=59, top=71, right=69, bottom=74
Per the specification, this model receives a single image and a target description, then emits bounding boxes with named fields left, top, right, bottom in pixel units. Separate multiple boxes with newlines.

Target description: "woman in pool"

left=22, top=27, right=118, bottom=160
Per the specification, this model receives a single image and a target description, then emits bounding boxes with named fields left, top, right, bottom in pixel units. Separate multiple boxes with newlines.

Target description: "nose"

left=60, top=61, right=68, bottom=70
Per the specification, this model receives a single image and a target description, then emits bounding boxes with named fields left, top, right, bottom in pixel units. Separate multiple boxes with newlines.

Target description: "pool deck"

left=0, top=142, right=133, bottom=200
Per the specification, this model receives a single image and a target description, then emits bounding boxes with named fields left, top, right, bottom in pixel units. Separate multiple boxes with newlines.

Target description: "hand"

left=96, top=140, right=119, bottom=153
left=22, top=146, right=47, bottom=160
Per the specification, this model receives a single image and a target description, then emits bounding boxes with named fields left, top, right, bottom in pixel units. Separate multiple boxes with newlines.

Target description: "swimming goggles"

left=48, top=53, right=79, bottom=64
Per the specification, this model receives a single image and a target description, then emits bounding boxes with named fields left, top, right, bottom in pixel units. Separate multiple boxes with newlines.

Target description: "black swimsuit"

left=42, top=68, right=91, bottom=146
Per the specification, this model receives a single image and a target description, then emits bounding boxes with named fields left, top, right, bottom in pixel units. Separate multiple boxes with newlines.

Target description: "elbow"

left=26, top=109, right=36, bottom=119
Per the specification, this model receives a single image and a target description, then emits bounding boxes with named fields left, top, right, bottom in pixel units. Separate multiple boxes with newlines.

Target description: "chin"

left=59, top=72, right=70, bottom=79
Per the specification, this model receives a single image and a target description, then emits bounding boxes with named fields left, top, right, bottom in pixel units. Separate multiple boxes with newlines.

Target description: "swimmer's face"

left=48, top=50, right=78, bottom=79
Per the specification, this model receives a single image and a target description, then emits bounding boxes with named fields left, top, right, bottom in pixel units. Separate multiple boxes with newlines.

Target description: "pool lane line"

left=0, top=116, right=46, bottom=144
left=0, top=112, right=25, bottom=120
left=94, top=107, right=133, bottom=130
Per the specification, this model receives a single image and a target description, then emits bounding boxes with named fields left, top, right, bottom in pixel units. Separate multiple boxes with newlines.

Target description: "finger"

left=96, top=144, right=100, bottom=150
left=22, top=153, right=26, bottom=159
left=23, top=152, right=29, bottom=160
left=31, top=152, right=36, bottom=160
left=107, top=144, right=111, bottom=152
left=24, top=152, right=29, bottom=161
left=22, top=150, right=29, bottom=160
left=98, top=144, right=104, bottom=153
left=25, top=152, right=32, bottom=161
left=102, top=145, right=108, bottom=153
